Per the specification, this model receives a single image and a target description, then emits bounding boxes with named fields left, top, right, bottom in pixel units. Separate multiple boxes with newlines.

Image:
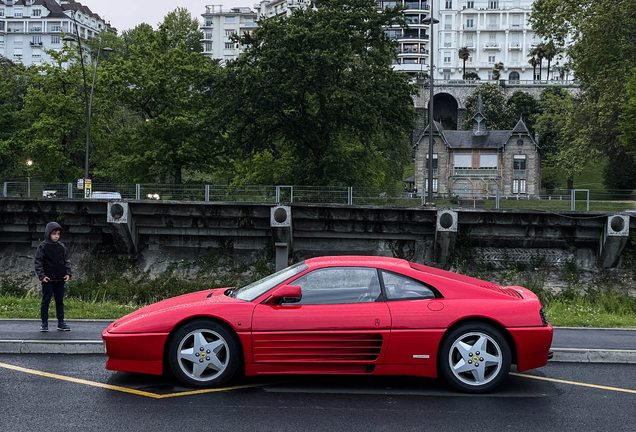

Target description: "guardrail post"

left=348, top=187, right=353, bottom=205
left=68, top=183, right=73, bottom=199
left=2, top=182, right=7, bottom=197
left=495, top=188, right=499, bottom=209
left=276, top=186, right=280, bottom=203
left=205, top=185, right=210, bottom=202
left=290, top=186, right=294, bottom=203
left=136, top=184, right=140, bottom=200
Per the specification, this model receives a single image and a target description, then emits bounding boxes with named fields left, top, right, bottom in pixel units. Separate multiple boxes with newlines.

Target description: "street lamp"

left=422, top=10, right=439, bottom=206
left=26, top=159, right=33, bottom=198
left=62, top=16, right=112, bottom=188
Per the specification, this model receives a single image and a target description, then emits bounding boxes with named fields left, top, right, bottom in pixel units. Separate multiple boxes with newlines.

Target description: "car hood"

left=108, top=288, right=242, bottom=333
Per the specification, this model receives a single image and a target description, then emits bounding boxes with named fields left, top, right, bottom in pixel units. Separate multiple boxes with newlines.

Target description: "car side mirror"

left=264, top=285, right=302, bottom=304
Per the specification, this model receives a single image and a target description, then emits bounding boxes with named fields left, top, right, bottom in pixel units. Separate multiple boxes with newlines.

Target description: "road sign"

left=77, top=179, right=84, bottom=190
left=84, top=179, right=92, bottom=199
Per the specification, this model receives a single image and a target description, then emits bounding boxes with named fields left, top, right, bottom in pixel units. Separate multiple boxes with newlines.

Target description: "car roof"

left=305, top=256, right=412, bottom=270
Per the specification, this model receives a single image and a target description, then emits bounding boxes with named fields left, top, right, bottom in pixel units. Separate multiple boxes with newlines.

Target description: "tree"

left=507, top=90, right=540, bottom=134
left=458, top=47, right=470, bottom=79
left=621, top=69, right=636, bottom=148
left=530, top=43, right=546, bottom=80
left=528, top=57, right=539, bottom=81
left=543, top=40, right=560, bottom=80
left=158, top=7, right=204, bottom=53
left=0, top=57, right=30, bottom=178
left=530, top=0, right=636, bottom=162
left=464, top=71, right=480, bottom=81
left=96, top=14, right=218, bottom=184
left=491, top=62, right=504, bottom=81
left=462, top=83, right=515, bottom=131
left=219, top=0, right=416, bottom=186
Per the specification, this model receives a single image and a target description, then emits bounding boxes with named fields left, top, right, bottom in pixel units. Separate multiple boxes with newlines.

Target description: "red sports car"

left=102, top=256, right=553, bottom=393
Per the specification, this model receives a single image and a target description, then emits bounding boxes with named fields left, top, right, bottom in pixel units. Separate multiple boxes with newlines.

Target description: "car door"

left=381, top=270, right=445, bottom=366
left=252, top=267, right=391, bottom=369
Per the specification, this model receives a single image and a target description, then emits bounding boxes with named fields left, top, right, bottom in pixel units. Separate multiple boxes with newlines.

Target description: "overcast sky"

left=78, top=1, right=248, bottom=33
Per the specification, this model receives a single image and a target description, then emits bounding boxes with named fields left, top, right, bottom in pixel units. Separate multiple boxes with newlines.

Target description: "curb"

left=0, top=340, right=105, bottom=354
left=550, top=348, right=636, bottom=364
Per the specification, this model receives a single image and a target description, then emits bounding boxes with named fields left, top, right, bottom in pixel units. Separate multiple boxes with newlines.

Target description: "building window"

left=513, top=180, right=519, bottom=193
left=225, top=29, right=235, bottom=37
left=32, top=36, right=41, bottom=44
left=403, top=58, right=418, bottom=64
left=426, top=179, right=438, bottom=192
left=205, top=19, right=213, bottom=26
left=0, top=10, right=4, bottom=17
left=489, top=1, right=498, bottom=9
left=454, top=153, right=472, bottom=168
left=15, top=9, right=23, bottom=17
left=512, top=179, right=526, bottom=194
left=445, top=0, right=452, bottom=9
left=513, top=155, right=526, bottom=175
left=465, top=18, right=473, bottom=28
left=443, top=52, right=451, bottom=64
left=426, top=154, right=438, bottom=174
left=479, top=154, right=498, bottom=168
left=444, top=33, right=451, bottom=47
left=33, top=9, right=41, bottom=16
left=225, top=17, right=236, bottom=23
left=205, top=42, right=213, bottom=52
left=488, top=55, right=495, bottom=64
left=467, top=1, right=474, bottom=8
left=443, top=70, right=451, bottom=79
left=225, top=43, right=235, bottom=49
left=51, top=35, right=60, bottom=44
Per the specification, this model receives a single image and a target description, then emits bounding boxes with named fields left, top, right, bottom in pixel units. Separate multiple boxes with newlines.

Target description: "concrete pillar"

left=598, top=215, right=630, bottom=268
left=271, top=205, right=293, bottom=271
left=107, top=202, right=138, bottom=256
left=435, top=209, right=458, bottom=265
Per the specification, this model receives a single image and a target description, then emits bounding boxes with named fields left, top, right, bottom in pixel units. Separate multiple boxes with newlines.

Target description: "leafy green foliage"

left=462, top=83, right=515, bottom=131
left=219, top=0, right=416, bottom=186
left=507, top=91, right=539, bottom=134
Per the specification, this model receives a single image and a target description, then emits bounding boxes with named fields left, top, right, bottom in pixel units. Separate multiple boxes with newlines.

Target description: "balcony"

left=483, top=42, right=500, bottom=50
left=29, top=41, right=43, bottom=46
left=509, top=42, right=521, bottom=49
left=425, top=169, right=439, bottom=176
left=513, top=170, right=526, bottom=176
left=398, top=34, right=429, bottom=41
left=487, top=24, right=499, bottom=30
left=509, top=24, right=523, bottom=30
left=49, top=26, right=61, bottom=32
left=444, top=24, right=452, bottom=30
left=29, top=27, right=42, bottom=32
left=452, top=168, right=500, bottom=177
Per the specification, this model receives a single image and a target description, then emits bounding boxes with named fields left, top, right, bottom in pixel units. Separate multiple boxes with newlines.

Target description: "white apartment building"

left=201, top=1, right=309, bottom=62
left=0, top=0, right=107, bottom=67
left=393, top=0, right=568, bottom=81
left=201, top=5, right=257, bottom=62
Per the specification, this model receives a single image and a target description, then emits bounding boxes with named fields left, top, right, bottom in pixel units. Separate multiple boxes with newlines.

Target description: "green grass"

left=482, top=199, right=636, bottom=211
left=555, top=158, right=608, bottom=190
left=0, top=295, right=143, bottom=320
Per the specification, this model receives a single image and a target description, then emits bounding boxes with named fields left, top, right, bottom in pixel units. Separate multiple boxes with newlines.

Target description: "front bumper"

left=102, top=328, right=169, bottom=375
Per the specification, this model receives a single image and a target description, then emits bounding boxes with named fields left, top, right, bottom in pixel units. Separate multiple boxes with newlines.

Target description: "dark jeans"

left=41, top=281, right=65, bottom=323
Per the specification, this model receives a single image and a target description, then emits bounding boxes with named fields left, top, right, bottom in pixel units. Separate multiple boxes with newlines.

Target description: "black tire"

left=438, top=322, right=511, bottom=393
left=168, top=320, right=240, bottom=388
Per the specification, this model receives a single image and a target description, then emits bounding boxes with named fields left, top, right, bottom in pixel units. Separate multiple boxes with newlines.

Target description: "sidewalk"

left=1, top=320, right=635, bottom=362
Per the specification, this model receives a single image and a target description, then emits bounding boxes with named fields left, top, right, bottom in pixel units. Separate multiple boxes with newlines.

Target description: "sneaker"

left=57, top=322, right=71, bottom=331
left=40, top=323, right=49, bottom=332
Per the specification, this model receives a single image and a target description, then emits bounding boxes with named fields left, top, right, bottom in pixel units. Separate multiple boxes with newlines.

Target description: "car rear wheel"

left=438, top=322, right=511, bottom=393
left=168, top=320, right=240, bottom=388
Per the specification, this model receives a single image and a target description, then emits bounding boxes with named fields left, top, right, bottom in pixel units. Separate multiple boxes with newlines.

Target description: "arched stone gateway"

left=429, top=93, right=459, bottom=130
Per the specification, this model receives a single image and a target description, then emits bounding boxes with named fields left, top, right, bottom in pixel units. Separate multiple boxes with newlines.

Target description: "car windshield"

left=232, top=261, right=308, bottom=302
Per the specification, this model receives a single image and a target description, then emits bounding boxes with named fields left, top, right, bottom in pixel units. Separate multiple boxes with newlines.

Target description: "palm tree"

left=458, top=47, right=470, bottom=79
left=528, top=57, right=539, bottom=81
left=530, top=43, right=547, bottom=80
left=543, top=41, right=561, bottom=80
left=492, top=62, right=504, bottom=80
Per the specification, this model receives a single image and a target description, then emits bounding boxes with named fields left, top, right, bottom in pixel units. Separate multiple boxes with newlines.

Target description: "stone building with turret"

left=414, top=92, right=540, bottom=198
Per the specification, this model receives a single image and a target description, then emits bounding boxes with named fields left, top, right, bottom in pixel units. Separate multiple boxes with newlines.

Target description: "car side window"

left=381, top=271, right=435, bottom=300
left=290, top=267, right=381, bottom=305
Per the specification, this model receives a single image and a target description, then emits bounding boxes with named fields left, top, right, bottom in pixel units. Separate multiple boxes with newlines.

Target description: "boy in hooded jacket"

left=34, top=222, right=72, bottom=332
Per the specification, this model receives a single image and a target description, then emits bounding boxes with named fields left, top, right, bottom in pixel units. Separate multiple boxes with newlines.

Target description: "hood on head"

left=45, top=222, right=63, bottom=241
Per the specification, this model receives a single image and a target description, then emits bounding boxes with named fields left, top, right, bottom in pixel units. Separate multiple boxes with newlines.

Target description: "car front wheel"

left=438, top=322, right=511, bottom=393
left=168, top=320, right=240, bottom=388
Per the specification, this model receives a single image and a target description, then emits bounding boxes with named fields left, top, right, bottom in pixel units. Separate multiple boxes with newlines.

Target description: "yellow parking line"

left=511, top=372, right=636, bottom=394
left=0, top=362, right=271, bottom=398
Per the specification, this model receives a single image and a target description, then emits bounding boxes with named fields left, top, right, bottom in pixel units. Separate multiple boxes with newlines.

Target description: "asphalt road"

left=1, top=354, right=635, bottom=432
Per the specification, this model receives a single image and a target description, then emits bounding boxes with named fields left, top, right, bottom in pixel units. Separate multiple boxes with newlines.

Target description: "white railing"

left=513, top=170, right=526, bottom=176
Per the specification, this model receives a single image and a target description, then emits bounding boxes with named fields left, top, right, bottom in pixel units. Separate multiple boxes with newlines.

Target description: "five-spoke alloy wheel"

left=168, top=320, right=240, bottom=388
left=438, top=322, right=511, bottom=393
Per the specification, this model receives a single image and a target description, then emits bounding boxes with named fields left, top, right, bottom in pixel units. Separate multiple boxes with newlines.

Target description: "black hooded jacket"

left=34, top=222, right=72, bottom=281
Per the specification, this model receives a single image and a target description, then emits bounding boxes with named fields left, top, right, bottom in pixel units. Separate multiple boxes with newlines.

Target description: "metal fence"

left=2, top=182, right=636, bottom=211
